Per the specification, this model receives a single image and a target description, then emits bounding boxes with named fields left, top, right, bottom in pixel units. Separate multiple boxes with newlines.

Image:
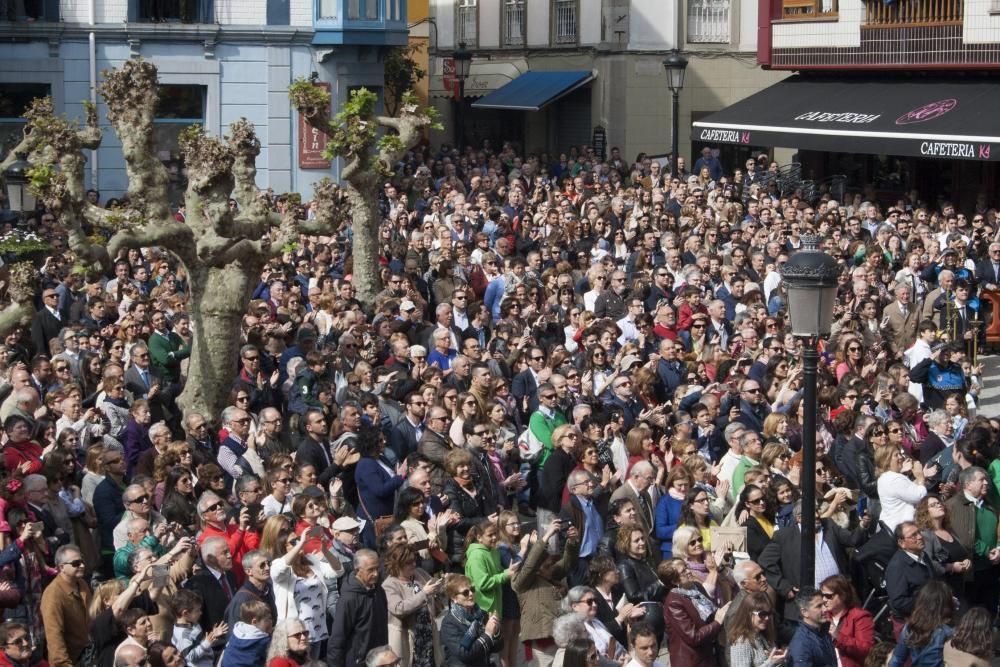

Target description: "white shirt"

left=877, top=470, right=927, bottom=532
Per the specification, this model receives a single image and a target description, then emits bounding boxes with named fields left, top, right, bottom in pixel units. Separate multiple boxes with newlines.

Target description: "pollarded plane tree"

left=4, top=59, right=345, bottom=421
left=289, top=82, right=441, bottom=305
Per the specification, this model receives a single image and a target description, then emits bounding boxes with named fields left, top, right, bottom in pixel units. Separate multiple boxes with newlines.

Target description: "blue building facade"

left=0, top=0, right=407, bottom=199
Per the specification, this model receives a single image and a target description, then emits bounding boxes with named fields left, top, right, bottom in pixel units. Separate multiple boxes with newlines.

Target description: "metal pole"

left=800, top=338, right=818, bottom=590
left=671, top=90, right=680, bottom=179
left=456, top=80, right=466, bottom=151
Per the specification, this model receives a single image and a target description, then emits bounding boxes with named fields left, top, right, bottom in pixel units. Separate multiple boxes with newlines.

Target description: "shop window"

left=154, top=85, right=205, bottom=203
left=781, top=0, right=837, bottom=19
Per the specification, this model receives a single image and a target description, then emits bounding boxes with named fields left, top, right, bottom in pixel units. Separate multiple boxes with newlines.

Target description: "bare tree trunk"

left=177, top=265, right=255, bottom=420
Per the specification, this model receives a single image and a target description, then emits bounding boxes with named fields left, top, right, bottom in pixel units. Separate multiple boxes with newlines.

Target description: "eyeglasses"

left=541, top=393, right=556, bottom=400
left=288, top=631, right=310, bottom=640
left=128, top=495, right=150, bottom=505
left=748, top=497, right=766, bottom=506
left=244, top=355, right=259, bottom=362
left=848, top=347, right=861, bottom=352
left=743, top=387, right=761, bottom=394
left=888, top=427, right=902, bottom=434
left=64, top=559, right=85, bottom=568
left=752, top=610, right=772, bottom=620
left=531, top=356, right=545, bottom=361
left=203, top=502, right=224, bottom=513
left=821, top=592, right=835, bottom=599
left=576, top=598, right=598, bottom=606
left=457, top=588, right=475, bottom=597
left=4, top=637, right=30, bottom=647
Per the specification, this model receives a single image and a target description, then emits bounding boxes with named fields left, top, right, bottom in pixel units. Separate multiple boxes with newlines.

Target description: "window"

left=318, top=0, right=336, bottom=19
left=456, top=0, right=478, bottom=47
left=688, top=0, right=730, bottom=42
left=0, top=83, right=50, bottom=158
left=552, top=0, right=577, bottom=44
left=781, top=0, right=837, bottom=19
left=137, top=0, right=202, bottom=22
left=503, top=0, right=525, bottom=46
left=154, top=85, right=206, bottom=203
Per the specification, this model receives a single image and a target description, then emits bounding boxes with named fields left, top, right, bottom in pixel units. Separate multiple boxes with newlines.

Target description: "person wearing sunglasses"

left=785, top=587, right=836, bottom=667
left=440, top=573, right=501, bottom=666
left=727, top=592, right=786, bottom=667
left=40, top=545, right=93, bottom=667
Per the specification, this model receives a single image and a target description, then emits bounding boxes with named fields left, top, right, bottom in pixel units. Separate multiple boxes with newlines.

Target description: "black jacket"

left=884, top=548, right=934, bottom=619
left=539, top=448, right=576, bottom=513
left=759, top=520, right=866, bottom=620
left=443, top=478, right=491, bottom=565
left=617, top=554, right=666, bottom=640
left=183, top=569, right=239, bottom=630
left=329, top=573, right=389, bottom=667
left=440, top=603, right=502, bottom=666
left=836, top=436, right=877, bottom=498
left=224, top=580, right=277, bottom=630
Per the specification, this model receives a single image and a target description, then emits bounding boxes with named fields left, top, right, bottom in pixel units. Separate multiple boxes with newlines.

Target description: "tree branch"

left=0, top=303, right=33, bottom=340
left=107, top=220, right=195, bottom=262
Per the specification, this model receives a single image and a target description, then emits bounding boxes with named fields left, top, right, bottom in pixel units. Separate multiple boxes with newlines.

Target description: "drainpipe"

left=89, top=0, right=98, bottom=191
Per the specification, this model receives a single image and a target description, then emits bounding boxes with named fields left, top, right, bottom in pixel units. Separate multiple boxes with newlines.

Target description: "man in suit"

left=183, top=535, right=239, bottom=631
left=389, top=392, right=425, bottom=464
left=882, top=283, right=921, bottom=357
left=30, top=288, right=63, bottom=357
left=921, top=269, right=953, bottom=322
left=609, top=461, right=658, bottom=551
left=295, top=408, right=338, bottom=486
left=946, top=466, right=1000, bottom=613
left=217, top=406, right=253, bottom=486
left=975, top=242, right=1000, bottom=290
left=559, top=469, right=605, bottom=586
left=24, top=473, right=68, bottom=559
left=884, top=521, right=936, bottom=625
left=704, top=300, right=734, bottom=352
left=147, top=309, right=190, bottom=386
left=511, top=346, right=547, bottom=421
left=124, top=342, right=171, bottom=423
left=417, top=405, right=454, bottom=496
left=759, top=500, right=868, bottom=623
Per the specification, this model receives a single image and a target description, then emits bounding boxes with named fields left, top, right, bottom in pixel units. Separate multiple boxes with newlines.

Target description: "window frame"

left=455, top=0, right=479, bottom=48
left=779, top=0, right=838, bottom=20
left=501, top=0, right=526, bottom=47
left=551, top=0, right=579, bottom=45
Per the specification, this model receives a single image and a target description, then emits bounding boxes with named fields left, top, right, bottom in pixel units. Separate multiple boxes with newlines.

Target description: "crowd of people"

left=0, top=139, right=999, bottom=667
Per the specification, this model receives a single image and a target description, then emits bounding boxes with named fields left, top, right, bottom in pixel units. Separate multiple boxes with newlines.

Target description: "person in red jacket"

left=0, top=621, right=48, bottom=667
left=2, top=416, right=43, bottom=476
left=821, top=574, right=875, bottom=667
left=196, top=491, right=261, bottom=586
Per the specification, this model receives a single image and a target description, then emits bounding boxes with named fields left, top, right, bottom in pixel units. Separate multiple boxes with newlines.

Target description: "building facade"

left=426, top=0, right=787, bottom=164
left=0, top=0, right=407, bottom=199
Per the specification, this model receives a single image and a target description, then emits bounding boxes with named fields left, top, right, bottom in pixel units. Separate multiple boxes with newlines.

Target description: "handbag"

left=358, top=493, right=394, bottom=538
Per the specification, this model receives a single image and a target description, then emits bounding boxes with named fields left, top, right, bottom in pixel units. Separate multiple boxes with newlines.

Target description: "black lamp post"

left=663, top=50, right=688, bottom=180
left=452, top=42, right=473, bottom=150
left=779, top=235, right=839, bottom=589
left=2, top=153, right=36, bottom=217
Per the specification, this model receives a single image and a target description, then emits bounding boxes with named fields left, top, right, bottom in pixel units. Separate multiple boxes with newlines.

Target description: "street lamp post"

left=2, top=153, right=36, bottom=217
left=452, top=42, right=473, bottom=151
left=663, top=50, right=688, bottom=180
left=779, top=235, right=839, bottom=589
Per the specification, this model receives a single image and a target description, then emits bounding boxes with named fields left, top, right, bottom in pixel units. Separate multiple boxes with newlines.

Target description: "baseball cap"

left=332, top=516, right=362, bottom=531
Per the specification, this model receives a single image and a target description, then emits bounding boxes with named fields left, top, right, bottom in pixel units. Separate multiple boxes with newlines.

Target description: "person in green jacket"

left=464, top=519, right=520, bottom=616
left=528, top=387, right=568, bottom=469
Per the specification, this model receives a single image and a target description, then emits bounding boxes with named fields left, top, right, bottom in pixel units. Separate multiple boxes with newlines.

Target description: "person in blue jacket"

left=889, top=581, right=956, bottom=667
left=787, top=588, right=836, bottom=666
left=655, top=467, right=693, bottom=559
left=220, top=599, right=272, bottom=667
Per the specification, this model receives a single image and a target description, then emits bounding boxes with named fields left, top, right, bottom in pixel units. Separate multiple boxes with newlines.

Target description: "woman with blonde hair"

left=761, top=413, right=790, bottom=446
left=383, top=542, right=444, bottom=666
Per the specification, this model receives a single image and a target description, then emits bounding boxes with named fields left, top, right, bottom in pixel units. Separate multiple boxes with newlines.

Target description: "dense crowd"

left=0, top=139, right=998, bottom=667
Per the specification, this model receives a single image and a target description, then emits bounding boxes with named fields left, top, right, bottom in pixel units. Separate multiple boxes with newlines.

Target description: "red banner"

left=442, top=57, right=461, bottom=101
left=298, top=82, right=332, bottom=170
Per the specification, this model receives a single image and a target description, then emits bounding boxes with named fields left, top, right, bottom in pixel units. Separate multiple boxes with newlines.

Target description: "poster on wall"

left=298, top=82, right=332, bottom=169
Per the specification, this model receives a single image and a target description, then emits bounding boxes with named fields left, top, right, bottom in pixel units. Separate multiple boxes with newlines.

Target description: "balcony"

left=314, top=0, right=407, bottom=45
left=688, top=0, right=731, bottom=43
left=864, top=0, right=961, bottom=26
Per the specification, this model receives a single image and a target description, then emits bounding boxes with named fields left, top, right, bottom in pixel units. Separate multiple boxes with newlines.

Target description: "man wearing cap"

left=330, top=516, right=362, bottom=578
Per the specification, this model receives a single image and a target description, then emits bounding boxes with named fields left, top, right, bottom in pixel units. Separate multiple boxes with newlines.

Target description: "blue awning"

left=471, top=70, right=595, bottom=112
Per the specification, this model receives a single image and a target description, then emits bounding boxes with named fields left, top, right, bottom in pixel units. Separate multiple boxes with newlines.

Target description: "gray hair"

left=959, top=466, right=987, bottom=489
left=925, top=409, right=950, bottom=429
left=630, top=461, right=654, bottom=479
left=566, top=470, right=590, bottom=491
left=672, top=525, right=700, bottom=558
left=23, top=474, right=47, bottom=493
left=242, top=549, right=267, bottom=573
left=200, top=536, right=228, bottom=563
left=221, top=405, right=241, bottom=425
left=197, top=491, right=223, bottom=515
left=266, top=620, right=307, bottom=663
left=148, top=421, right=171, bottom=441
left=365, top=646, right=396, bottom=667
left=732, top=560, right=761, bottom=587
left=353, top=548, right=378, bottom=569
left=54, top=544, right=82, bottom=566
left=552, top=612, right=588, bottom=648
left=560, top=586, right=596, bottom=614
left=723, top=422, right=745, bottom=443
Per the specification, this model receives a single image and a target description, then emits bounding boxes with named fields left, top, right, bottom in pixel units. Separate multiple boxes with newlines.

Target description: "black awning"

left=692, top=76, right=1000, bottom=161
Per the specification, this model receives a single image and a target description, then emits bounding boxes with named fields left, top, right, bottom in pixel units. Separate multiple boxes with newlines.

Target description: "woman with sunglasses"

left=671, top=525, right=736, bottom=605
left=819, top=575, right=873, bottom=667
left=660, top=558, right=729, bottom=667
left=382, top=542, right=444, bottom=667
left=729, top=591, right=786, bottom=667
left=733, top=485, right=774, bottom=563
left=449, top=392, right=482, bottom=448
left=615, top=525, right=666, bottom=642
left=440, top=573, right=501, bottom=666
left=265, top=619, right=310, bottom=667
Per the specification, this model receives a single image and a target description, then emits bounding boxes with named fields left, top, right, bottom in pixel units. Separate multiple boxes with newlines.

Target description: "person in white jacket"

left=269, top=521, right=345, bottom=659
left=875, top=443, right=937, bottom=533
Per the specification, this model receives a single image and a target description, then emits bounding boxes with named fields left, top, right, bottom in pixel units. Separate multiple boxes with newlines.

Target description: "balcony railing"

left=457, top=0, right=477, bottom=46
left=503, top=0, right=525, bottom=46
left=864, top=0, right=961, bottom=25
left=554, top=0, right=577, bottom=43
left=688, top=0, right=730, bottom=42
